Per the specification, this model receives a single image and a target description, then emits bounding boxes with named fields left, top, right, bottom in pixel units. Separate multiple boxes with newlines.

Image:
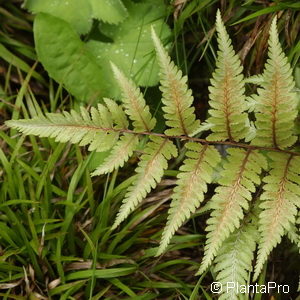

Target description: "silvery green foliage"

left=7, top=12, right=300, bottom=293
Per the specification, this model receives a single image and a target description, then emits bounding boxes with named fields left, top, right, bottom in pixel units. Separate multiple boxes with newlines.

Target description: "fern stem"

left=223, top=67, right=234, bottom=142
left=271, top=73, right=279, bottom=149
left=4, top=123, right=300, bottom=157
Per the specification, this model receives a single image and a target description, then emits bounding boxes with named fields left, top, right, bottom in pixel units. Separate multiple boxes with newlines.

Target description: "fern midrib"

left=229, top=231, right=243, bottom=285
left=100, top=135, right=137, bottom=170
left=144, top=139, right=168, bottom=175
left=255, top=155, right=293, bottom=278
left=171, top=145, right=208, bottom=221
left=130, top=139, right=169, bottom=194
left=201, top=150, right=252, bottom=273
left=263, top=154, right=292, bottom=244
left=30, top=123, right=114, bottom=131
left=167, top=72, right=188, bottom=136
left=223, top=65, right=233, bottom=141
left=271, top=71, right=279, bottom=149
left=14, top=122, right=300, bottom=157
left=214, top=149, right=251, bottom=232
left=126, top=82, right=152, bottom=132
left=113, top=139, right=169, bottom=228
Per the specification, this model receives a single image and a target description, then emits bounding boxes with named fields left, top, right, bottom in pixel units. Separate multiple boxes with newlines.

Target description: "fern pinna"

left=6, top=10, right=300, bottom=297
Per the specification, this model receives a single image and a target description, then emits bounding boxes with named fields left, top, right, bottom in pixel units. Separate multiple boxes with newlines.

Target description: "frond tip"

left=151, top=27, right=200, bottom=136
left=111, top=62, right=156, bottom=132
left=206, top=10, right=249, bottom=142
left=251, top=17, right=297, bottom=149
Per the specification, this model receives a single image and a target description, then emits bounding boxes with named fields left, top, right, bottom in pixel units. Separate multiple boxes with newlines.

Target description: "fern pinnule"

left=112, top=136, right=177, bottom=229
left=6, top=106, right=120, bottom=152
left=197, top=148, right=267, bottom=275
left=254, top=153, right=300, bottom=280
left=151, top=28, right=200, bottom=137
left=206, top=10, right=249, bottom=142
left=103, top=98, right=129, bottom=129
left=157, top=143, right=221, bottom=255
left=91, top=134, right=139, bottom=176
left=111, top=63, right=156, bottom=132
left=251, top=17, right=297, bottom=149
left=288, top=218, right=300, bottom=249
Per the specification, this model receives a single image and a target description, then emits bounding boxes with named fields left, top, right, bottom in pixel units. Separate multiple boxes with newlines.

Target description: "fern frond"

left=206, top=10, right=249, bottom=142
left=151, top=28, right=200, bottom=136
left=157, top=143, right=221, bottom=255
left=112, top=136, right=177, bottom=229
left=6, top=106, right=120, bottom=152
left=254, top=153, right=300, bottom=280
left=197, top=148, right=267, bottom=275
left=251, top=17, right=298, bottom=149
left=214, top=215, right=258, bottom=300
left=91, top=134, right=139, bottom=176
left=5, top=11, right=300, bottom=282
left=111, top=63, right=156, bottom=132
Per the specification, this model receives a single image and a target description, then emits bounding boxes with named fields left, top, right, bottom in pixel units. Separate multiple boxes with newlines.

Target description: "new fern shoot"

left=6, top=11, right=300, bottom=298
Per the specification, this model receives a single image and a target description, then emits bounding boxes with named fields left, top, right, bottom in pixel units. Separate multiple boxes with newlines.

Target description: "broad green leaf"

left=90, top=0, right=128, bottom=24
left=34, top=13, right=110, bottom=103
left=86, top=0, right=171, bottom=96
left=24, top=0, right=92, bottom=34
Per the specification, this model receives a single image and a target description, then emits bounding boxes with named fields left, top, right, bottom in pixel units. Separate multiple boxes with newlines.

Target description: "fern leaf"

left=151, top=28, right=200, bottom=136
left=197, top=148, right=267, bottom=275
left=157, top=143, right=221, bottom=255
left=214, top=215, right=258, bottom=300
left=206, top=10, right=249, bottom=142
left=254, top=153, right=300, bottom=280
left=111, top=63, right=156, bottom=132
left=244, top=74, right=264, bottom=85
left=6, top=106, right=120, bottom=152
left=251, top=17, right=298, bottom=149
left=91, top=134, right=139, bottom=176
left=112, top=136, right=177, bottom=229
